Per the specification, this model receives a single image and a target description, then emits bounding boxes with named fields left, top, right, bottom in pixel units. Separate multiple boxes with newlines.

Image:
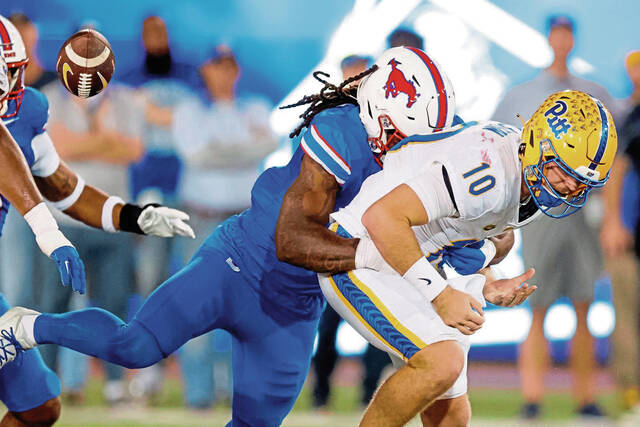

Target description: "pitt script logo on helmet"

left=356, top=46, right=456, bottom=166
left=520, top=90, right=617, bottom=218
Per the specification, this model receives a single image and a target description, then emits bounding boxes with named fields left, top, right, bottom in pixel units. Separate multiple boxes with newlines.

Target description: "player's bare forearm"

left=275, top=155, right=358, bottom=273
left=276, top=213, right=359, bottom=273
left=361, top=184, right=429, bottom=275
left=0, top=122, right=43, bottom=214
left=35, top=161, right=122, bottom=230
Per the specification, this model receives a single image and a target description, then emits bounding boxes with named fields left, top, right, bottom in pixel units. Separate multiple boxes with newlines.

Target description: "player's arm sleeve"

left=404, top=162, right=458, bottom=222
left=30, top=131, right=61, bottom=178
left=299, top=118, right=352, bottom=185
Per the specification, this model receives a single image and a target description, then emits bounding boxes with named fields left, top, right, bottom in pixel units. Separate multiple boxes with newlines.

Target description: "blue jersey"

left=216, top=104, right=380, bottom=321
left=0, top=87, right=59, bottom=233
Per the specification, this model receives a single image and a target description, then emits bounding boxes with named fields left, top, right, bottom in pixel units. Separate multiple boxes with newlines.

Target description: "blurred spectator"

left=120, top=15, right=199, bottom=88
left=601, top=50, right=640, bottom=411
left=119, top=16, right=200, bottom=401
left=492, top=15, right=615, bottom=420
left=120, top=15, right=197, bottom=296
left=8, top=13, right=57, bottom=89
left=311, top=53, right=391, bottom=410
left=387, top=27, right=424, bottom=50
left=37, top=81, right=143, bottom=405
left=146, top=43, right=278, bottom=409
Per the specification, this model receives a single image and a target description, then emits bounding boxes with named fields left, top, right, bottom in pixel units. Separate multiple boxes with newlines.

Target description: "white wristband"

left=24, top=202, right=72, bottom=256
left=24, top=202, right=58, bottom=235
left=479, top=239, right=497, bottom=268
left=403, top=256, right=448, bottom=302
left=101, top=196, right=124, bottom=233
left=49, top=175, right=85, bottom=211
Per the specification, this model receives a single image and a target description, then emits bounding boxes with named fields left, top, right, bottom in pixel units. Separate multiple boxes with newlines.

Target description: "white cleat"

left=0, top=307, right=40, bottom=369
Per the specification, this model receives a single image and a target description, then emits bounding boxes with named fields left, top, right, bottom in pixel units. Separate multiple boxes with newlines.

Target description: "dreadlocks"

left=280, top=65, right=378, bottom=138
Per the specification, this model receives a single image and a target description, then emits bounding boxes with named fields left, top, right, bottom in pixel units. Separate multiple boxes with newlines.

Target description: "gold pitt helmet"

left=520, top=90, right=617, bottom=218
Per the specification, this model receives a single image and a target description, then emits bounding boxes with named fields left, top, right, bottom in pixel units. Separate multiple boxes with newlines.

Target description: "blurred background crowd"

left=1, top=0, right=640, bottom=424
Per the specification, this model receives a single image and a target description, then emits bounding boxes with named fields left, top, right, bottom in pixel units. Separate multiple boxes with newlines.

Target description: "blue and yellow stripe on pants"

left=327, top=222, right=426, bottom=360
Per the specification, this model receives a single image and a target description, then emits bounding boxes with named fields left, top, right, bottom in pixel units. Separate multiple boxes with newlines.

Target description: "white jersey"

left=331, top=120, right=541, bottom=268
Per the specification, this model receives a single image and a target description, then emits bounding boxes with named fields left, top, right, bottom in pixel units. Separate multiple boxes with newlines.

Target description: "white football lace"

left=78, top=73, right=92, bottom=98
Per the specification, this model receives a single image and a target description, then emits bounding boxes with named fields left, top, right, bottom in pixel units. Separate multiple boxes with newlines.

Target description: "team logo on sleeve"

left=384, top=58, right=420, bottom=107
left=544, top=100, right=572, bottom=139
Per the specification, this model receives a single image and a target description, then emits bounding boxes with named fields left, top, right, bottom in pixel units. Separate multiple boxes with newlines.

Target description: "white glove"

left=137, top=206, right=196, bottom=239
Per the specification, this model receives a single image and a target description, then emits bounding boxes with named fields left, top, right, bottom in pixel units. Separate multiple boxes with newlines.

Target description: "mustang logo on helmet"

left=383, top=58, right=419, bottom=108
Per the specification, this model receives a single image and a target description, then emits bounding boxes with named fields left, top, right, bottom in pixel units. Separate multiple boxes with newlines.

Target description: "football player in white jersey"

left=318, top=90, right=617, bottom=426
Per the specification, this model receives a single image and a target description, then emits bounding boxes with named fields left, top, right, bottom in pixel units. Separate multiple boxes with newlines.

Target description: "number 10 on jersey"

left=462, top=163, right=495, bottom=196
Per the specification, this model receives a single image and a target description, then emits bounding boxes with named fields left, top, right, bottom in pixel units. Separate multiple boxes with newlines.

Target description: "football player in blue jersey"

left=0, top=16, right=193, bottom=426
left=0, top=47, right=515, bottom=426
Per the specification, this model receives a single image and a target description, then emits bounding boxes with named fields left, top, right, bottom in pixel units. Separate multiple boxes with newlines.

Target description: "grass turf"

left=46, top=378, right=623, bottom=426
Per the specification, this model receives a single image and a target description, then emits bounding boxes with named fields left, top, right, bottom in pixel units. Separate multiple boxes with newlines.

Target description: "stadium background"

left=0, top=0, right=636, bottom=425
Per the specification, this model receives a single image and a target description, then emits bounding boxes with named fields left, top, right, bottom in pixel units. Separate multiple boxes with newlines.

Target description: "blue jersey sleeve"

left=299, top=109, right=355, bottom=185
left=22, top=87, right=49, bottom=135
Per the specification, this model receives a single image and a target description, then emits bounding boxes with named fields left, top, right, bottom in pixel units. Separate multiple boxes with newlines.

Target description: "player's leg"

left=361, top=344, right=391, bottom=406
left=226, top=290, right=319, bottom=427
left=420, top=394, right=471, bottom=427
left=4, top=233, right=243, bottom=369
left=319, top=269, right=475, bottom=426
left=361, top=341, right=464, bottom=426
left=0, top=295, right=61, bottom=427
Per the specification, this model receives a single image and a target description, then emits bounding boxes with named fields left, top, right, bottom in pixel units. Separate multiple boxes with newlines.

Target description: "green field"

left=45, top=378, right=629, bottom=427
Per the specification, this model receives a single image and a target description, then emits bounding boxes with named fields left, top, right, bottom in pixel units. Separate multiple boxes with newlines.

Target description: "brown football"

left=56, top=29, right=115, bottom=98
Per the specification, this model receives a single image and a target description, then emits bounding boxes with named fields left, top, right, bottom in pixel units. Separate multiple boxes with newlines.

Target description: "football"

left=56, top=29, right=115, bottom=98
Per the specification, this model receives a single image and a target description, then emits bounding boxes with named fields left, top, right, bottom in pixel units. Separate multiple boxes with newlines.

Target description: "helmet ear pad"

left=357, top=46, right=456, bottom=159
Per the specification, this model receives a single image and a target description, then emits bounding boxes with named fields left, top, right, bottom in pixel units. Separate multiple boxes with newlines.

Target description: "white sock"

left=20, top=315, right=39, bottom=348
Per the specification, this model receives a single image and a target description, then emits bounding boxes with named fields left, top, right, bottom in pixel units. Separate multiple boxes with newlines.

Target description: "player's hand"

left=138, top=206, right=196, bottom=239
left=50, top=245, right=87, bottom=294
left=483, top=268, right=536, bottom=307
left=431, top=286, right=484, bottom=335
left=442, top=239, right=496, bottom=275
left=600, top=217, right=633, bottom=258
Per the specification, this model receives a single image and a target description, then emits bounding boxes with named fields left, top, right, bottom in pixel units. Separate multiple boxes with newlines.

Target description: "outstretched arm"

left=35, top=161, right=194, bottom=238
left=0, top=122, right=43, bottom=214
left=275, top=154, right=359, bottom=273
left=0, top=123, right=85, bottom=293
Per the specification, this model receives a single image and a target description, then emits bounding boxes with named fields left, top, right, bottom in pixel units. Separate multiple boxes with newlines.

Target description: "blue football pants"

left=35, top=230, right=319, bottom=426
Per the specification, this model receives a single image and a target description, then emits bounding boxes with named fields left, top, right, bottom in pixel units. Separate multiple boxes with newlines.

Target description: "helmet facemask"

left=366, top=114, right=408, bottom=166
left=1, top=61, right=26, bottom=118
left=523, top=137, right=603, bottom=218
